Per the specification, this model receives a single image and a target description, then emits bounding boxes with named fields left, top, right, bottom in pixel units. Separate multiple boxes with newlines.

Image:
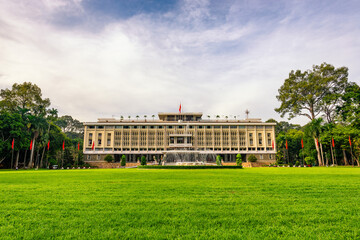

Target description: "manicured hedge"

left=137, top=165, right=243, bottom=169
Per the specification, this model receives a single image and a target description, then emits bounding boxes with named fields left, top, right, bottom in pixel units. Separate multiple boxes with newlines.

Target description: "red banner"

left=286, top=140, right=288, bottom=150
left=92, top=141, right=95, bottom=150
left=30, top=139, right=33, bottom=150
left=332, top=138, right=335, bottom=148
left=62, top=141, right=65, bottom=150
left=78, top=142, right=80, bottom=151
left=47, top=140, right=50, bottom=150
left=301, top=139, right=304, bottom=149
left=179, top=103, right=181, bottom=113
left=272, top=140, right=274, bottom=149
left=12, top=138, right=14, bottom=150
left=349, top=136, right=352, bottom=147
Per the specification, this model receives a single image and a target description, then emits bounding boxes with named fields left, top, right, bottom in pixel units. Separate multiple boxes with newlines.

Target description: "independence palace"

left=83, top=112, right=276, bottom=163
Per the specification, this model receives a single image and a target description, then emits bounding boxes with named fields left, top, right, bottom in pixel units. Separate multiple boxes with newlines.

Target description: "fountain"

left=163, top=150, right=217, bottom=166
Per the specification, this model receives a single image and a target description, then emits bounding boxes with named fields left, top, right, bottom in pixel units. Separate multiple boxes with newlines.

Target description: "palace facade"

left=83, top=112, right=276, bottom=163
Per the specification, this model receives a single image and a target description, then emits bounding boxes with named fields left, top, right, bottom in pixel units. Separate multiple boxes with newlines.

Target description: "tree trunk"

left=15, top=151, right=20, bottom=169
left=28, top=136, right=36, bottom=168
left=343, top=149, right=349, bottom=166
left=23, top=149, right=28, bottom=167
left=330, top=144, right=335, bottom=165
left=314, top=137, right=322, bottom=166
left=325, top=153, right=329, bottom=166
left=320, top=142, right=325, bottom=166
left=40, top=146, right=46, bottom=168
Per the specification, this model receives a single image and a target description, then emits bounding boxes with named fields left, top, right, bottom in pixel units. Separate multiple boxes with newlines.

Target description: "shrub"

left=141, top=156, right=147, bottom=166
left=104, top=154, right=114, bottom=163
left=248, top=154, right=257, bottom=162
left=305, top=157, right=315, bottom=166
left=236, top=153, right=242, bottom=166
left=121, top=155, right=126, bottom=167
left=138, top=165, right=243, bottom=169
left=295, top=161, right=300, bottom=167
left=216, top=155, right=222, bottom=166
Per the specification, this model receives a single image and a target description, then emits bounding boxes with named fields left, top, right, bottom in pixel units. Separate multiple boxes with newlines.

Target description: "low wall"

left=85, top=161, right=139, bottom=168
left=222, top=160, right=275, bottom=168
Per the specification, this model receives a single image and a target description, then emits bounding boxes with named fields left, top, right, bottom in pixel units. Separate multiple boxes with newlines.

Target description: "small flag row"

left=10, top=139, right=81, bottom=151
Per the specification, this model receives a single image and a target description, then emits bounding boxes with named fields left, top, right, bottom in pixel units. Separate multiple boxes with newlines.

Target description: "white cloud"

left=0, top=0, right=359, bottom=125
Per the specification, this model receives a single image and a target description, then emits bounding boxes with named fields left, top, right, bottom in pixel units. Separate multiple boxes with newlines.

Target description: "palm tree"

left=136, top=115, right=139, bottom=121
left=152, top=115, right=155, bottom=121
left=128, top=116, right=131, bottom=121
left=144, top=115, right=147, bottom=120
left=225, top=116, right=228, bottom=121
left=120, top=116, right=124, bottom=121
left=207, top=115, right=210, bottom=120
left=216, top=115, right=220, bottom=121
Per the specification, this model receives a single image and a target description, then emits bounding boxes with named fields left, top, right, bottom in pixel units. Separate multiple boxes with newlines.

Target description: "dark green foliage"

left=141, top=156, right=146, bottom=165
left=305, top=156, right=315, bottom=165
left=216, top=155, right=222, bottom=166
left=138, top=165, right=243, bottom=169
left=295, top=161, right=300, bottom=167
left=121, top=155, right=126, bottom=166
left=247, top=154, right=257, bottom=162
left=236, top=153, right=242, bottom=166
left=104, top=154, right=113, bottom=163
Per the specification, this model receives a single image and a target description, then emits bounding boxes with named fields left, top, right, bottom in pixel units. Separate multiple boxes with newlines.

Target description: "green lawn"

left=1, top=168, right=360, bottom=239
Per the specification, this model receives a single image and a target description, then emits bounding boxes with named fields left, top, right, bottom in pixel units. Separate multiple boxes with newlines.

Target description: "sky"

left=0, top=0, right=359, bottom=124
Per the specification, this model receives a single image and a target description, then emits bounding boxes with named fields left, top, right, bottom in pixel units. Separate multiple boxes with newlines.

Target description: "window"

left=98, top=133, right=102, bottom=145
left=107, top=133, right=111, bottom=146
left=87, top=155, right=91, bottom=160
left=249, top=133, right=253, bottom=146
left=177, top=137, right=184, bottom=144
left=97, top=126, right=104, bottom=129
left=170, top=137, right=174, bottom=144
left=260, top=154, right=263, bottom=160
left=88, top=133, right=93, bottom=145
left=88, top=126, right=95, bottom=129
left=267, top=133, right=272, bottom=145
left=97, top=155, right=101, bottom=160
left=258, top=133, right=262, bottom=145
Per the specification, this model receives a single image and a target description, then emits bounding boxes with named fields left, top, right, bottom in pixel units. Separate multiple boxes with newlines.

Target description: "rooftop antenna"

left=245, top=109, right=250, bottom=119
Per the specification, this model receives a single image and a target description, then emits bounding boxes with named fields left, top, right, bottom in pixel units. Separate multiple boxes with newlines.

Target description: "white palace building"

left=83, top=112, right=276, bottom=164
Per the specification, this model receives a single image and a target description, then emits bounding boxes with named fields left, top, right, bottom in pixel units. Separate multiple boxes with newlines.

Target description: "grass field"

left=1, top=168, right=360, bottom=239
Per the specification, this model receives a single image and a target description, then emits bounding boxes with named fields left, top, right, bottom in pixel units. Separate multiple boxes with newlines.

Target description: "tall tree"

left=275, top=63, right=348, bottom=122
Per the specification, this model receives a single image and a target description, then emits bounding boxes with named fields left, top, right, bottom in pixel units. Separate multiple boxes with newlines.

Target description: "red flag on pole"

left=286, top=140, right=288, bottom=150
left=179, top=103, right=181, bottom=113
left=316, top=138, right=319, bottom=147
left=92, top=141, right=95, bottom=150
left=349, top=136, right=352, bottom=147
left=62, top=141, right=65, bottom=150
left=12, top=138, right=14, bottom=150
left=78, top=142, right=80, bottom=151
left=30, top=139, right=33, bottom=150
left=332, top=138, right=335, bottom=148
left=47, top=140, right=50, bottom=150
left=301, top=139, right=304, bottom=149
left=272, top=140, right=274, bottom=149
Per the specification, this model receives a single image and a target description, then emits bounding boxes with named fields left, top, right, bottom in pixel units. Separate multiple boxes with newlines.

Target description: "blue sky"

left=0, top=0, right=359, bottom=124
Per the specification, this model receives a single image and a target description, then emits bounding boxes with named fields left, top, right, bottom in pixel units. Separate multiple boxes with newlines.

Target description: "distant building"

left=83, top=112, right=276, bottom=163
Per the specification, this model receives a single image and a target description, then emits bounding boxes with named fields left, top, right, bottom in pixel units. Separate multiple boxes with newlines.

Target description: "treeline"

left=0, top=82, right=84, bottom=169
left=273, top=63, right=360, bottom=166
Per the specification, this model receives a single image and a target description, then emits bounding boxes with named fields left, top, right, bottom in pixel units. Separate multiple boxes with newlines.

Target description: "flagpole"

left=330, top=139, right=334, bottom=166
left=11, top=148, right=14, bottom=170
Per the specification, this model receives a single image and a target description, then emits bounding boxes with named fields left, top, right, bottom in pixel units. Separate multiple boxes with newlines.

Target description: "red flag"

left=349, top=136, right=352, bottom=147
left=12, top=138, right=14, bottom=150
left=179, top=103, right=181, bottom=113
left=30, top=139, right=33, bottom=150
left=47, top=140, right=50, bottom=150
left=301, top=139, right=304, bottom=149
left=332, top=138, right=335, bottom=148
left=62, top=141, right=65, bottom=150
left=272, top=140, right=274, bottom=149
left=92, top=141, right=95, bottom=150
left=78, top=142, right=80, bottom=151
left=316, top=138, right=319, bottom=147
left=286, top=140, right=288, bottom=150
